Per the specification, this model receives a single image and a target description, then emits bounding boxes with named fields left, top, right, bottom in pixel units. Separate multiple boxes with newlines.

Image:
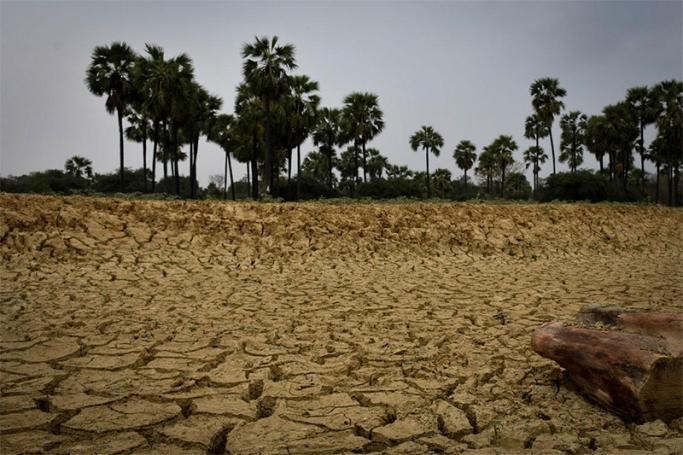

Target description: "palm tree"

left=530, top=78, right=566, bottom=175
left=475, top=146, right=498, bottom=193
left=85, top=42, right=137, bottom=192
left=207, top=114, right=237, bottom=200
left=603, top=102, right=639, bottom=188
left=242, top=36, right=297, bottom=195
left=342, top=92, right=385, bottom=183
left=312, top=107, right=341, bottom=192
left=652, top=80, right=683, bottom=206
left=626, top=86, right=659, bottom=189
left=288, top=75, right=320, bottom=198
left=523, top=145, right=547, bottom=193
left=65, top=156, right=93, bottom=180
left=184, top=83, right=222, bottom=198
left=125, top=112, right=151, bottom=190
left=453, top=140, right=477, bottom=186
left=559, top=111, right=587, bottom=173
left=235, top=82, right=265, bottom=200
left=524, top=113, right=548, bottom=171
left=410, top=126, right=444, bottom=198
left=489, top=135, right=517, bottom=197
left=365, top=148, right=389, bottom=180
left=584, top=115, right=610, bottom=175
left=648, top=135, right=665, bottom=203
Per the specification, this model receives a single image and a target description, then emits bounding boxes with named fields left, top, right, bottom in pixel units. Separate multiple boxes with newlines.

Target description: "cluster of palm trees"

left=86, top=37, right=387, bottom=200
left=523, top=78, right=682, bottom=204
left=408, top=78, right=681, bottom=203
left=87, top=38, right=681, bottom=204
left=86, top=42, right=221, bottom=197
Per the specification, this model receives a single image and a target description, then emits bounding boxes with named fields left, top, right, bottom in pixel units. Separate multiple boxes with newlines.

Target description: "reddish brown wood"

left=532, top=321, right=683, bottom=422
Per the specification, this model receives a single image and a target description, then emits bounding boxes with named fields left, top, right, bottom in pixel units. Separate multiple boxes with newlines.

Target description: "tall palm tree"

left=65, top=156, right=93, bottom=180
left=524, top=113, right=548, bottom=171
left=475, top=146, right=498, bottom=193
left=603, top=102, right=639, bottom=189
left=559, top=111, right=587, bottom=173
left=453, top=140, right=477, bottom=186
left=523, top=145, right=547, bottom=193
left=125, top=112, right=151, bottom=190
left=584, top=115, right=610, bottom=175
left=312, top=107, right=341, bottom=192
left=652, top=80, right=683, bottom=206
left=235, top=82, right=265, bottom=200
left=137, top=45, right=194, bottom=193
left=184, top=83, right=222, bottom=198
left=242, top=36, right=297, bottom=195
left=342, top=92, right=385, bottom=183
left=208, top=114, right=237, bottom=200
left=288, top=75, right=320, bottom=198
left=530, top=78, right=566, bottom=175
left=626, top=86, right=659, bottom=189
left=489, top=135, right=517, bottom=197
left=409, top=126, right=444, bottom=198
left=85, top=42, right=137, bottom=192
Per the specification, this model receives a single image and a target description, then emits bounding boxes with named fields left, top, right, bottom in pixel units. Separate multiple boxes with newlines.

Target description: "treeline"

left=1, top=37, right=681, bottom=204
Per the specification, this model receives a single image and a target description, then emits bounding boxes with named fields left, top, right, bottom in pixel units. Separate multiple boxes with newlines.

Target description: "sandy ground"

left=0, top=194, right=682, bottom=454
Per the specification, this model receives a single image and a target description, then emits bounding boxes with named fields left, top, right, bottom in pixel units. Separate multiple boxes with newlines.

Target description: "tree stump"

left=532, top=306, right=683, bottom=423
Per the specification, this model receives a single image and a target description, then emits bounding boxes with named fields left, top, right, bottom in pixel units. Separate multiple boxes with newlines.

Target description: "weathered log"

left=532, top=320, right=683, bottom=423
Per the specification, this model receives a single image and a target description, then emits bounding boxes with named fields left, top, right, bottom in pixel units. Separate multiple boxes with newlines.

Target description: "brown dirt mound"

left=1, top=194, right=682, bottom=454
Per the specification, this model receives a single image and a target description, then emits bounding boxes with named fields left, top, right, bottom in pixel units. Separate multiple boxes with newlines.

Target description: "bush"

left=93, top=168, right=150, bottom=194
left=154, top=176, right=199, bottom=198
left=504, top=172, right=532, bottom=200
left=447, top=180, right=485, bottom=201
left=1, top=170, right=89, bottom=194
left=274, top=176, right=336, bottom=201
left=356, top=178, right=424, bottom=199
left=538, top=171, right=644, bottom=202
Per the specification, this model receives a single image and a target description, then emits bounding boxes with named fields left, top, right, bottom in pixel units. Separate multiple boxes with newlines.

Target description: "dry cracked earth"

left=0, top=194, right=682, bottom=454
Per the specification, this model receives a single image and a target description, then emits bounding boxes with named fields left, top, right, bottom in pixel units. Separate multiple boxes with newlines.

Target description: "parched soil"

left=1, top=194, right=682, bottom=454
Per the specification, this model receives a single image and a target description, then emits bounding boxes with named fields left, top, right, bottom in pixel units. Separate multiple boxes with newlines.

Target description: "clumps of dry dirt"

left=1, top=194, right=682, bottom=454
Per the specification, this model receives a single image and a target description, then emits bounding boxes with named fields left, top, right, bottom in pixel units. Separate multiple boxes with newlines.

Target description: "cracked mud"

left=1, top=194, right=682, bottom=454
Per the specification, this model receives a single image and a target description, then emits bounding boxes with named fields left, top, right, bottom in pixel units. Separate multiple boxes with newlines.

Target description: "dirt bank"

left=1, top=194, right=682, bottom=454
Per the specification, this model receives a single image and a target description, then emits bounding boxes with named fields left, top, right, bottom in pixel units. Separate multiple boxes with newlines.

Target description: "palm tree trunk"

left=353, top=141, right=359, bottom=195
left=655, top=162, right=660, bottom=203
left=640, top=123, right=645, bottom=189
left=246, top=162, right=250, bottom=187
left=464, top=169, right=467, bottom=187
left=152, top=122, right=159, bottom=193
left=173, top=126, right=180, bottom=196
left=117, top=108, right=125, bottom=192
left=228, top=152, right=235, bottom=201
left=264, top=102, right=273, bottom=195
left=362, top=140, right=367, bottom=183
left=287, top=149, right=292, bottom=185
left=296, top=143, right=301, bottom=200
left=623, top=148, right=629, bottom=191
left=673, top=165, right=680, bottom=207
left=667, top=166, right=674, bottom=206
left=251, top=131, right=259, bottom=200
left=328, top=149, right=333, bottom=193
left=224, top=152, right=228, bottom=200
left=599, top=155, right=604, bottom=174
left=192, top=135, right=199, bottom=199
left=189, top=141, right=194, bottom=199
left=425, top=147, right=431, bottom=198
left=549, top=124, right=556, bottom=175
left=142, top=131, right=147, bottom=192
left=501, top=165, right=506, bottom=198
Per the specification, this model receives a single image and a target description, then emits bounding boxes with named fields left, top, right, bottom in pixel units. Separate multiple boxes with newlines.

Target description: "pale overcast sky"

left=1, top=0, right=681, bottom=186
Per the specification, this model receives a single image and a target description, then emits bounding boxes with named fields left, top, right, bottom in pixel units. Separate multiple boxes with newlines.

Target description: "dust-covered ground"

left=1, top=194, right=682, bottom=454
